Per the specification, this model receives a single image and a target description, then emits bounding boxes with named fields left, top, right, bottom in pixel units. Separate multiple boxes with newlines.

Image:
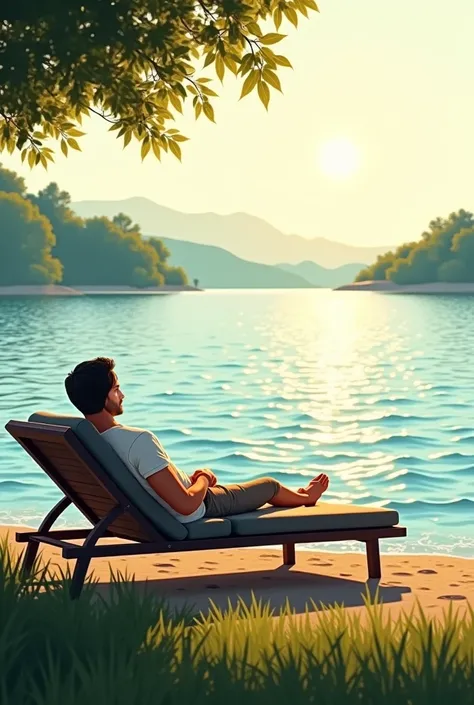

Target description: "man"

left=64, top=357, right=329, bottom=524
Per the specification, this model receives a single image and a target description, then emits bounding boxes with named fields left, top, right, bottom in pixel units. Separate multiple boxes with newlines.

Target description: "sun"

left=318, top=137, right=361, bottom=180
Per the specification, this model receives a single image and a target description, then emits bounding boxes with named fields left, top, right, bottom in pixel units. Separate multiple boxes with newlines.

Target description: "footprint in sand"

left=350, top=564, right=360, bottom=568
left=204, top=561, right=218, bottom=565
left=419, top=587, right=430, bottom=591
left=199, top=567, right=213, bottom=571
left=438, top=595, right=467, bottom=601
left=392, top=572, right=412, bottom=576
left=417, top=569, right=437, bottom=575
left=308, top=559, right=332, bottom=566
left=340, top=573, right=352, bottom=577
left=449, top=584, right=460, bottom=587
left=154, top=563, right=175, bottom=568
left=158, top=570, right=169, bottom=574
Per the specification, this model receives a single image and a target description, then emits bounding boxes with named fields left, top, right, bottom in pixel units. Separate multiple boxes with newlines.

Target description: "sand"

left=0, top=285, right=201, bottom=296
left=2, top=525, right=473, bottom=624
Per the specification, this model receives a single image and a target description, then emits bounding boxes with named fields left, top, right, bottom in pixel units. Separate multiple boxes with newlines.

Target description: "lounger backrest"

left=24, top=412, right=187, bottom=541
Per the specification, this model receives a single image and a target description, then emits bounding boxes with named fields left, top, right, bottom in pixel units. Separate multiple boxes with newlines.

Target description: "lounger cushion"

left=228, top=502, right=399, bottom=536
left=28, top=412, right=188, bottom=541
left=186, top=517, right=232, bottom=539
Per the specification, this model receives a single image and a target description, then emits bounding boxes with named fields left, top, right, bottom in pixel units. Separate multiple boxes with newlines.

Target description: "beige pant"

left=203, top=477, right=280, bottom=517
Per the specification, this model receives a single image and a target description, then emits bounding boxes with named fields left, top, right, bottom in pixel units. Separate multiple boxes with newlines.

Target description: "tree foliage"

left=0, top=0, right=319, bottom=167
left=0, top=165, right=188, bottom=286
left=0, top=191, right=62, bottom=284
left=355, top=209, right=474, bottom=284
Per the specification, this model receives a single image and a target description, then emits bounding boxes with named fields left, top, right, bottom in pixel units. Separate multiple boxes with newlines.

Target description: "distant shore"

left=0, top=285, right=202, bottom=296
left=335, top=280, right=474, bottom=293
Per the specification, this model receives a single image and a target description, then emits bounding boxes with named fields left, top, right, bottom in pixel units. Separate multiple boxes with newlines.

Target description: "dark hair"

left=65, top=357, right=116, bottom=415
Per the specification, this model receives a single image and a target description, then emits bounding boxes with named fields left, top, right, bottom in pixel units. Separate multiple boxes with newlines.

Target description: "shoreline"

left=0, top=285, right=202, bottom=296
left=3, top=524, right=473, bottom=621
left=335, top=280, right=474, bottom=293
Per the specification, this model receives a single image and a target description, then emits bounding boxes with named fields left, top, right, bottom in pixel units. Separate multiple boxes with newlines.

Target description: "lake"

left=1, top=289, right=473, bottom=557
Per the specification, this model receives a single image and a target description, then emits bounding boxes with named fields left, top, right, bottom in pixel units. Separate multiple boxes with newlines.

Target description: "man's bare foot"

left=297, top=474, right=329, bottom=506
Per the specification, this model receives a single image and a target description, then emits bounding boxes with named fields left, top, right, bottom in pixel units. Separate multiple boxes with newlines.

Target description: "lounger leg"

left=70, top=556, right=92, bottom=600
left=283, top=543, right=296, bottom=565
left=68, top=504, right=125, bottom=599
left=21, top=496, right=72, bottom=578
left=22, top=541, right=40, bottom=577
left=366, top=539, right=381, bottom=579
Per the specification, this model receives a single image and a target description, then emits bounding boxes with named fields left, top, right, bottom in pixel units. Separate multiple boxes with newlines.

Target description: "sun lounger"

left=5, top=412, right=407, bottom=599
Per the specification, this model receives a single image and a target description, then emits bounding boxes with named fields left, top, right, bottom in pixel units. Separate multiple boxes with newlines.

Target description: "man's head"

left=65, top=357, right=124, bottom=418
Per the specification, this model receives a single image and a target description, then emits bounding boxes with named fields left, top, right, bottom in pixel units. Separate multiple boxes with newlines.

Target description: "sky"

left=3, top=0, right=474, bottom=246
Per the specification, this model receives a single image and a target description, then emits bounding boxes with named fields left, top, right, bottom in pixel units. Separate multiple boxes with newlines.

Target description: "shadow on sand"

left=93, top=564, right=412, bottom=616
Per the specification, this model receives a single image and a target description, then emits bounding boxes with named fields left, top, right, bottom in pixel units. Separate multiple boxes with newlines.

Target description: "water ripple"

left=1, top=291, right=474, bottom=556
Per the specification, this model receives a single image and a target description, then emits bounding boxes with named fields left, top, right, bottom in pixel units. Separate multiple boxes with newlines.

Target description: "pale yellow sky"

left=3, top=0, right=474, bottom=246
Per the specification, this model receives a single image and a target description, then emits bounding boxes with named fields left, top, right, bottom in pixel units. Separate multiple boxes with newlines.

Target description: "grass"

left=1, top=534, right=474, bottom=704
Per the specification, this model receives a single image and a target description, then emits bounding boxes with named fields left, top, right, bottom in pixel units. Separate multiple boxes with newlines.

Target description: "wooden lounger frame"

left=5, top=421, right=407, bottom=599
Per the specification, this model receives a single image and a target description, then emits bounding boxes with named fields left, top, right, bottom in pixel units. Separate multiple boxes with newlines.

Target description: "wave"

left=385, top=497, right=474, bottom=514
left=0, top=480, right=41, bottom=492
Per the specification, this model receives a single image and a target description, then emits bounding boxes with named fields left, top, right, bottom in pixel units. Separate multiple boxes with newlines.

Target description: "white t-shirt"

left=101, top=424, right=206, bottom=524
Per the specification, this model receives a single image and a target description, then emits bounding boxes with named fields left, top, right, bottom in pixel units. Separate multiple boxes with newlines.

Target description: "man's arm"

left=146, top=467, right=210, bottom=516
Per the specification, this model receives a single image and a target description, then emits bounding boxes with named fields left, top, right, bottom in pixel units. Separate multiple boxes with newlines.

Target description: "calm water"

left=1, top=290, right=474, bottom=557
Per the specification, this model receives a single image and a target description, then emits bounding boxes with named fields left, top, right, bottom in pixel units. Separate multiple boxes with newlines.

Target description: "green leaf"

left=239, top=53, right=254, bottom=76
left=284, top=7, right=298, bottom=27
left=246, top=22, right=262, bottom=37
left=224, top=53, right=239, bottom=75
left=169, top=140, right=182, bottom=161
left=302, top=0, right=319, bottom=9
left=67, top=128, right=85, bottom=137
left=141, top=137, right=150, bottom=161
left=262, top=68, right=282, bottom=92
left=60, top=139, right=68, bottom=157
left=67, top=138, right=81, bottom=151
left=152, top=139, right=161, bottom=161
left=274, top=8, right=283, bottom=30
left=203, top=52, right=216, bottom=68
left=258, top=81, right=270, bottom=110
left=195, top=102, right=202, bottom=119
left=203, top=102, right=215, bottom=122
left=40, top=153, right=48, bottom=170
left=240, top=70, right=259, bottom=99
left=20, top=149, right=27, bottom=163
left=28, top=150, right=36, bottom=168
left=123, top=131, right=132, bottom=148
left=294, top=0, right=309, bottom=18
left=172, top=134, right=189, bottom=142
left=259, top=33, right=286, bottom=45
left=169, top=92, right=183, bottom=114
left=215, top=54, right=225, bottom=82
left=199, top=85, right=218, bottom=97
left=273, top=54, right=293, bottom=68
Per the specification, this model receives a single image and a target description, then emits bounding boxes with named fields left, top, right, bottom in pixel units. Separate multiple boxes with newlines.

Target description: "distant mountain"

left=72, top=197, right=392, bottom=268
left=277, top=261, right=366, bottom=288
left=159, top=238, right=315, bottom=288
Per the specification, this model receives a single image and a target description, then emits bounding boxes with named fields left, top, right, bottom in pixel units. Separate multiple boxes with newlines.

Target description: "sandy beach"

left=2, top=525, right=473, bottom=623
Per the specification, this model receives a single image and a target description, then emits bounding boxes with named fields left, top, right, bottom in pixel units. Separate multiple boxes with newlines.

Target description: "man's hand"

left=190, top=468, right=217, bottom=487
